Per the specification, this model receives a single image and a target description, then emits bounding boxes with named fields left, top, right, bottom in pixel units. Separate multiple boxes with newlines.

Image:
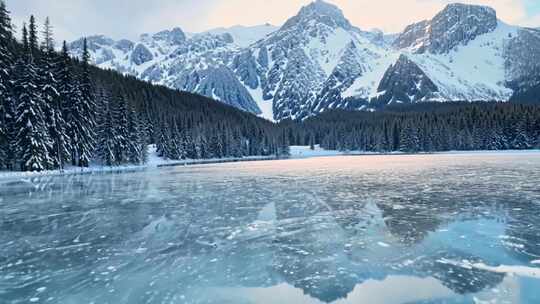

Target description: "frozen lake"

left=1, top=152, right=540, bottom=304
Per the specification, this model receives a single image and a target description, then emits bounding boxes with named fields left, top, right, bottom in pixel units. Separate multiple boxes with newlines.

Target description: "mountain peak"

left=394, top=2, right=498, bottom=54
left=281, top=0, right=352, bottom=30
left=151, top=27, right=186, bottom=45
left=440, top=2, right=496, bottom=17
left=302, top=0, right=342, bottom=15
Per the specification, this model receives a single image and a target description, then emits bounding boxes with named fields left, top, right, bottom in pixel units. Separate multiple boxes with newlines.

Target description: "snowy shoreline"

left=1, top=146, right=540, bottom=181
left=0, top=145, right=280, bottom=181
left=289, top=145, right=540, bottom=158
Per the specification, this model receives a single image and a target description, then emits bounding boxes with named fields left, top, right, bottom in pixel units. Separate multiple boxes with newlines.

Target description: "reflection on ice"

left=204, top=276, right=455, bottom=304
left=1, top=153, right=540, bottom=303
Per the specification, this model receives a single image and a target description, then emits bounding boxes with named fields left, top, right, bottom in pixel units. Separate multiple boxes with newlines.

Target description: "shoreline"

left=0, top=155, right=280, bottom=181
left=1, top=148, right=539, bottom=182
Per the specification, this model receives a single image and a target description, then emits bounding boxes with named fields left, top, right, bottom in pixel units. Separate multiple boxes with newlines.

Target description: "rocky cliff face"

left=230, top=0, right=387, bottom=119
left=70, top=28, right=262, bottom=114
left=393, top=3, right=498, bottom=54
left=70, top=1, right=540, bottom=121
left=505, top=28, right=540, bottom=87
left=374, top=55, right=439, bottom=104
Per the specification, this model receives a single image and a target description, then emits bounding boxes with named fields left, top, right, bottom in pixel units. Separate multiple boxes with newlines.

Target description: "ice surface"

left=1, top=152, right=540, bottom=303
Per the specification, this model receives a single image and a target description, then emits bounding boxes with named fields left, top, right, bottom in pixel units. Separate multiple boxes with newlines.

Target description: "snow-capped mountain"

left=70, top=25, right=269, bottom=115
left=70, top=1, right=540, bottom=121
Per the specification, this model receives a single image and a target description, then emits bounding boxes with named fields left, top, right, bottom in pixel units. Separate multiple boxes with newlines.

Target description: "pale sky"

left=6, top=0, right=540, bottom=42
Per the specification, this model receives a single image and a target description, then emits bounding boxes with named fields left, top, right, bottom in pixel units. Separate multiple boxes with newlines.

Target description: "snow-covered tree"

left=12, top=50, right=52, bottom=171
left=67, top=38, right=96, bottom=167
left=28, top=15, right=39, bottom=58
left=0, top=0, right=13, bottom=169
left=112, top=93, right=129, bottom=164
left=126, top=104, right=145, bottom=164
left=512, top=120, right=531, bottom=149
left=95, top=89, right=116, bottom=166
left=137, top=112, right=149, bottom=164
left=41, top=17, right=54, bottom=51
left=38, top=18, right=69, bottom=169
left=168, top=120, right=183, bottom=160
left=56, top=41, right=76, bottom=165
left=156, top=120, right=170, bottom=158
left=399, top=121, right=420, bottom=153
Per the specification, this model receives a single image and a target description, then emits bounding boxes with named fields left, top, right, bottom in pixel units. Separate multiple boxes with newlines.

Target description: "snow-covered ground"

left=290, top=145, right=350, bottom=158
left=2, top=146, right=539, bottom=180
left=290, top=145, right=540, bottom=158
left=0, top=145, right=277, bottom=180
left=290, top=145, right=399, bottom=158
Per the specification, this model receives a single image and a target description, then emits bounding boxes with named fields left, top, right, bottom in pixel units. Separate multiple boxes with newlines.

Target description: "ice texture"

left=1, top=152, right=540, bottom=303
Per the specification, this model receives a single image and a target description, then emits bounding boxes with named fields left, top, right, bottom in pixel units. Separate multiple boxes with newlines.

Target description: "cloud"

left=6, top=0, right=540, bottom=43
left=7, top=0, right=216, bottom=41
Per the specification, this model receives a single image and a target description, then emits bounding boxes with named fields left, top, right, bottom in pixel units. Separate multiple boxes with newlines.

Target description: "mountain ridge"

left=69, top=1, right=540, bottom=121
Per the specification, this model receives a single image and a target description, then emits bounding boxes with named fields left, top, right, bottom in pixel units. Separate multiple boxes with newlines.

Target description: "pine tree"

left=68, top=38, right=96, bottom=167
left=512, top=120, right=530, bottom=149
left=399, top=121, right=420, bottom=153
left=28, top=15, right=39, bottom=58
left=95, top=90, right=116, bottom=166
left=277, top=130, right=290, bottom=157
left=21, top=23, right=29, bottom=53
left=156, top=120, right=171, bottom=158
left=56, top=41, right=75, bottom=164
left=112, top=94, right=129, bottom=164
left=168, top=120, right=182, bottom=160
left=137, top=112, right=149, bottom=164
left=41, top=17, right=54, bottom=51
left=309, top=133, right=315, bottom=150
left=0, top=0, right=13, bottom=169
left=12, top=45, right=51, bottom=171
left=126, top=103, right=143, bottom=164
left=38, top=18, right=68, bottom=169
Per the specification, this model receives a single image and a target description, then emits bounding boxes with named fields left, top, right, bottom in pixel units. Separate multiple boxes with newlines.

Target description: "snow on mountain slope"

left=230, top=0, right=392, bottom=120
left=408, top=21, right=517, bottom=102
left=71, top=29, right=264, bottom=114
left=70, top=1, right=540, bottom=121
left=344, top=4, right=537, bottom=110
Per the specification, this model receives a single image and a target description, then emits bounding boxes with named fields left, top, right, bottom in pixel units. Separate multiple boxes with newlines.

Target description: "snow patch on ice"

left=437, top=259, right=540, bottom=278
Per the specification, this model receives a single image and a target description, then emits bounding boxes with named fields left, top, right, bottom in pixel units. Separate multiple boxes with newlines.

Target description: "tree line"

left=0, top=5, right=98, bottom=171
left=283, top=102, right=540, bottom=153
left=0, top=2, right=288, bottom=172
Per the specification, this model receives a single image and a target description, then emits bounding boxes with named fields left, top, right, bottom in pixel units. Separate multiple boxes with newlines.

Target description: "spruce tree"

left=512, top=120, right=530, bottom=149
left=28, top=15, right=39, bottom=58
left=126, top=104, right=143, bottom=164
left=12, top=42, right=51, bottom=171
left=41, top=17, right=54, bottom=51
left=156, top=120, right=171, bottom=158
left=112, top=93, right=129, bottom=164
left=38, top=17, right=69, bottom=169
left=21, top=23, right=29, bottom=53
left=399, top=121, right=420, bottom=153
left=56, top=41, right=75, bottom=164
left=137, top=112, right=149, bottom=164
left=95, top=90, right=116, bottom=166
left=0, top=0, right=13, bottom=169
left=69, top=38, right=96, bottom=167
